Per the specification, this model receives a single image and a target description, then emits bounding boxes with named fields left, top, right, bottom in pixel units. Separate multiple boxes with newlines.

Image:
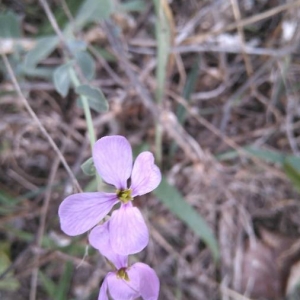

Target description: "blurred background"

left=1, top=0, right=300, bottom=299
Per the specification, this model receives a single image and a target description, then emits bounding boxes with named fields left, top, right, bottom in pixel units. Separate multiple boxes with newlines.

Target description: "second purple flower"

left=59, top=135, right=161, bottom=255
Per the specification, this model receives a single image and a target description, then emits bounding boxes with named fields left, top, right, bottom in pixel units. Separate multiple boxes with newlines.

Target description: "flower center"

left=116, top=267, right=130, bottom=281
left=116, top=189, right=132, bottom=203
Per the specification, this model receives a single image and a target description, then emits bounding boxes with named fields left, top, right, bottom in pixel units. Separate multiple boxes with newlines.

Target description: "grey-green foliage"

left=81, top=157, right=96, bottom=176
left=21, top=66, right=54, bottom=79
left=75, top=51, right=96, bottom=81
left=24, top=36, right=59, bottom=67
left=76, top=84, right=109, bottom=112
left=72, top=0, right=113, bottom=30
left=118, top=0, right=146, bottom=12
left=67, top=39, right=87, bottom=54
left=53, top=63, right=71, bottom=97
left=0, top=11, right=21, bottom=38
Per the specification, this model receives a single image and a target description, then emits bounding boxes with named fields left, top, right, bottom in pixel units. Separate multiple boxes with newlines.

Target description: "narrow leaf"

left=283, top=159, right=300, bottom=192
left=81, top=157, right=96, bottom=176
left=39, top=271, right=57, bottom=299
left=24, top=36, right=58, bottom=67
left=76, top=84, right=108, bottom=112
left=57, top=262, right=73, bottom=300
left=217, top=146, right=300, bottom=168
left=154, top=177, right=219, bottom=261
left=53, top=64, right=71, bottom=97
left=0, top=243, right=20, bottom=292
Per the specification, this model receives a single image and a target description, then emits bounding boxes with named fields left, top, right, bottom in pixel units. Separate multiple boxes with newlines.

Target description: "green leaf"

left=81, top=157, right=96, bottom=176
left=53, top=64, right=71, bottom=97
left=118, top=0, right=146, bottom=12
left=39, top=271, right=57, bottom=299
left=283, top=158, right=300, bottom=192
left=67, top=40, right=87, bottom=54
left=0, top=11, right=21, bottom=38
left=24, top=36, right=59, bottom=67
left=287, top=156, right=300, bottom=172
left=0, top=246, right=19, bottom=291
left=217, top=146, right=300, bottom=168
left=75, top=51, right=95, bottom=81
left=21, top=66, right=55, bottom=79
left=84, top=178, right=98, bottom=192
left=74, top=0, right=113, bottom=30
left=57, top=262, right=73, bottom=300
left=154, top=177, right=219, bottom=261
left=217, top=146, right=286, bottom=163
left=76, top=84, right=108, bottom=112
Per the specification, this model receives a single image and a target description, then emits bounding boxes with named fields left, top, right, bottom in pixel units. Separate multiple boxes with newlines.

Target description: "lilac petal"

left=98, top=275, right=109, bottom=300
left=130, top=152, right=161, bottom=197
left=107, top=270, right=140, bottom=300
left=110, top=204, right=149, bottom=255
left=131, top=263, right=160, bottom=300
left=89, top=222, right=127, bottom=270
left=93, top=136, right=133, bottom=189
left=58, top=192, right=118, bottom=236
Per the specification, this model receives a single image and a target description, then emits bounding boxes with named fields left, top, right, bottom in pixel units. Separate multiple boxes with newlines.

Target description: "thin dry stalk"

left=229, top=0, right=253, bottom=77
left=29, top=152, right=62, bottom=300
left=102, top=20, right=158, bottom=116
left=1, top=53, right=81, bottom=192
left=183, top=0, right=300, bottom=45
left=167, top=90, right=287, bottom=180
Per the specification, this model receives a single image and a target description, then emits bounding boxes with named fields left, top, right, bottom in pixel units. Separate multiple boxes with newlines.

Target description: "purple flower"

left=89, top=222, right=160, bottom=300
left=58, top=135, right=161, bottom=255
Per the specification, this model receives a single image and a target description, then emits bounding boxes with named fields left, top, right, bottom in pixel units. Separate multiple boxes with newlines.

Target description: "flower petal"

left=131, top=263, right=160, bottom=300
left=58, top=192, right=118, bottom=236
left=110, top=204, right=149, bottom=255
left=107, top=270, right=140, bottom=300
left=130, top=152, right=161, bottom=197
left=93, top=136, right=133, bottom=189
left=98, top=275, right=109, bottom=300
left=89, top=222, right=127, bottom=270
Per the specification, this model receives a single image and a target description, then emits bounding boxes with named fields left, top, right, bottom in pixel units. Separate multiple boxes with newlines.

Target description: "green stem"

left=69, top=69, right=96, bottom=147
left=153, top=0, right=170, bottom=165
left=69, top=67, right=101, bottom=187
